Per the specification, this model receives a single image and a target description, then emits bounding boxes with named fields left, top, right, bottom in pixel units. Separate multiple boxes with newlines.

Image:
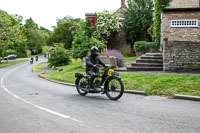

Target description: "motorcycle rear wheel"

left=76, top=77, right=88, bottom=96
left=105, top=77, right=124, bottom=100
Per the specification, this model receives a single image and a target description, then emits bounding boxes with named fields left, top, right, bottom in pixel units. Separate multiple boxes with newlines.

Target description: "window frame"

left=170, top=19, right=198, bottom=27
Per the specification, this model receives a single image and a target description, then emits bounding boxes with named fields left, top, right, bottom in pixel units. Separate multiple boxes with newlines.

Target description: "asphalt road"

left=0, top=58, right=200, bottom=133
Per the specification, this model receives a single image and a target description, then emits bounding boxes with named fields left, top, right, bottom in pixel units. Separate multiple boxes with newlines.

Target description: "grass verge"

left=41, top=59, right=200, bottom=97
left=0, top=60, right=28, bottom=67
left=32, top=62, right=44, bottom=72
left=41, top=59, right=85, bottom=84
left=120, top=73, right=200, bottom=97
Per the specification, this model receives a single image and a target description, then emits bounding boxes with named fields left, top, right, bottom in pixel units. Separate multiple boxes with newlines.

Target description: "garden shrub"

left=133, top=41, right=157, bottom=55
left=121, top=49, right=135, bottom=57
left=16, top=52, right=27, bottom=58
left=48, top=43, right=71, bottom=67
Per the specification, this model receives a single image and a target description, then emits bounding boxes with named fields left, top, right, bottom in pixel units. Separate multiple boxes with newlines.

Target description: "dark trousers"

left=87, top=71, right=96, bottom=86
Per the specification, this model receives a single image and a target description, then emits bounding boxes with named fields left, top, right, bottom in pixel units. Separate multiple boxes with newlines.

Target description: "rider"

left=36, top=55, right=38, bottom=61
left=86, top=46, right=105, bottom=91
left=30, top=57, right=34, bottom=64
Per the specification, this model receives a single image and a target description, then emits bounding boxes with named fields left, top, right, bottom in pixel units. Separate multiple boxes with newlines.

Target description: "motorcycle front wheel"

left=76, top=77, right=88, bottom=96
left=105, top=77, right=124, bottom=100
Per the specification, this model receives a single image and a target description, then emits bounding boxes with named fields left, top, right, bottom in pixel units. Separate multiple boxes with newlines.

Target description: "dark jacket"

left=86, top=54, right=105, bottom=73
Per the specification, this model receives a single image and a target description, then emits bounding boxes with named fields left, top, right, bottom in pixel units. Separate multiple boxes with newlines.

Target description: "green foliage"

left=48, top=43, right=71, bottom=67
left=33, top=62, right=44, bottom=72
left=24, top=17, right=38, bottom=29
left=124, top=0, right=154, bottom=43
left=48, top=16, right=78, bottom=49
left=0, top=10, right=50, bottom=58
left=26, top=28, right=45, bottom=54
left=13, top=14, right=23, bottom=27
left=0, top=9, right=26, bottom=57
left=134, top=41, right=157, bottom=53
left=121, top=73, right=200, bottom=97
left=121, top=49, right=133, bottom=57
left=71, top=20, right=106, bottom=59
left=153, top=0, right=171, bottom=45
left=94, top=10, right=123, bottom=44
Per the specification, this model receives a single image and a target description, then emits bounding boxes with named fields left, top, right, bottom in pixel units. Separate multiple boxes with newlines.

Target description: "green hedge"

left=133, top=41, right=157, bottom=53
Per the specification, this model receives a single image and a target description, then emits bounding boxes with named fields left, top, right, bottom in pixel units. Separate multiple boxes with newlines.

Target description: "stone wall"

left=167, top=0, right=200, bottom=8
left=163, top=41, right=200, bottom=72
left=161, top=10, right=200, bottom=44
left=82, top=56, right=124, bottom=68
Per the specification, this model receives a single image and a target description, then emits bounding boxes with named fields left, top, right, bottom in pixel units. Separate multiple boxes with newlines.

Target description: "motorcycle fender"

left=104, top=76, right=121, bottom=90
left=75, top=73, right=84, bottom=78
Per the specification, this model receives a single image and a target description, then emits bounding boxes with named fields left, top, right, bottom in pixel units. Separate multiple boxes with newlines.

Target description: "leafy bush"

left=121, top=49, right=135, bottom=57
left=71, top=20, right=106, bottom=60
left=134, top=41, right=157, bottom=54
left=94, top=10, right=123, bottom=44
left=16, top=52, right=27, bottom=58
left=48, top=43, right=71, bottom=67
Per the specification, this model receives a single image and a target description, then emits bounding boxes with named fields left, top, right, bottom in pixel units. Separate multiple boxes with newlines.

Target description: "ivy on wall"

left=153, top=0, right=171, bottom=46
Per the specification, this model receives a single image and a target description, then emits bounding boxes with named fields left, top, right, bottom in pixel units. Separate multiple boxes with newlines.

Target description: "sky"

left=0, top=0, right=121, bottom=30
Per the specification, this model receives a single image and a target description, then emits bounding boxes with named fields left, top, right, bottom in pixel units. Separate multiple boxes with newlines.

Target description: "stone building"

left=161, top=0, right=200, bottom=44
left=108, top=0, right=149, bottom=51
left=162, top=0, right=200, bottom=72
left=107, top=0, right=131, bottom=51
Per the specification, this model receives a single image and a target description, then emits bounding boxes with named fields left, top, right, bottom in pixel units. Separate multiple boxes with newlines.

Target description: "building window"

left=171, top=19, right=198, bottom=27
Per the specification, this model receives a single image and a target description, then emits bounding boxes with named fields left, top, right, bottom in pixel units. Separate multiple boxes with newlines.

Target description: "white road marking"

left=0, top=66, right=82, bottom=123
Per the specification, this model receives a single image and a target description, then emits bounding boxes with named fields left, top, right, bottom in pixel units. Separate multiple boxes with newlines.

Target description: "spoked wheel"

left=76, top=77, right=88, bottom=96
left=105, top=77, right=124, bottom=100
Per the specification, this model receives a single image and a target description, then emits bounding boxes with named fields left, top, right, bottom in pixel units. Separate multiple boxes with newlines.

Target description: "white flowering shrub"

left=94, top=10, right=123, bottom=44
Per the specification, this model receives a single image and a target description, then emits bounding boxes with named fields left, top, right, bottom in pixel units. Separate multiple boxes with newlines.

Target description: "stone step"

left=145, top=53, right=163, bottom=57
left=127, top=66, right=163, bottom=71
left=141, top=55, right=163, bottom=60
left=136, top=59, right=163, bottom=64
left=131, top=63, right=163, bottom=67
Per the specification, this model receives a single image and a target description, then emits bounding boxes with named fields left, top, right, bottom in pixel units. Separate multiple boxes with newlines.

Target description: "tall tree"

left=13, top=14, right=23, bottom=27
left=24, top=17, right=38, bottom=29
left=0, top=9, right=23, bottom=57
left=48, top=16, right=78, bottom=49
left=24, top=18, right=45, bottom=54
left=124, top=0, right=154, bottom=44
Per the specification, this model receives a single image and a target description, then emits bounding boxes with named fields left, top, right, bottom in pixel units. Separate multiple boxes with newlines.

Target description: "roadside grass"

left=58, top=59, right=85, bottom=72
left=124, top=56, right=136, bottom=62
left=120, top=73, right=200, bottom=97
left=32, top=62, right=44, bottom=72
left=41, top=59, right=85, bottom=84
left=0, top=60, right=28, bottom=67
left=41, top=58, right=200, bottom=97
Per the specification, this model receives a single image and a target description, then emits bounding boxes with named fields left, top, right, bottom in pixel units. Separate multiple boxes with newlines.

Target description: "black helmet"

left=91, top=46, right=99, bottom=56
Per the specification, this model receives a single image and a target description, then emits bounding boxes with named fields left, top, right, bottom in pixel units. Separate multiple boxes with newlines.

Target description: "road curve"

left=0, top=58, right=200, bottom=133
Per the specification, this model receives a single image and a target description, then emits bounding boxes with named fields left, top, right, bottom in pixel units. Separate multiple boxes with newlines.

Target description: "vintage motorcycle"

left=30, top=57, right=33, bottom=64
left=75, top=65, right=124, bottom=100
